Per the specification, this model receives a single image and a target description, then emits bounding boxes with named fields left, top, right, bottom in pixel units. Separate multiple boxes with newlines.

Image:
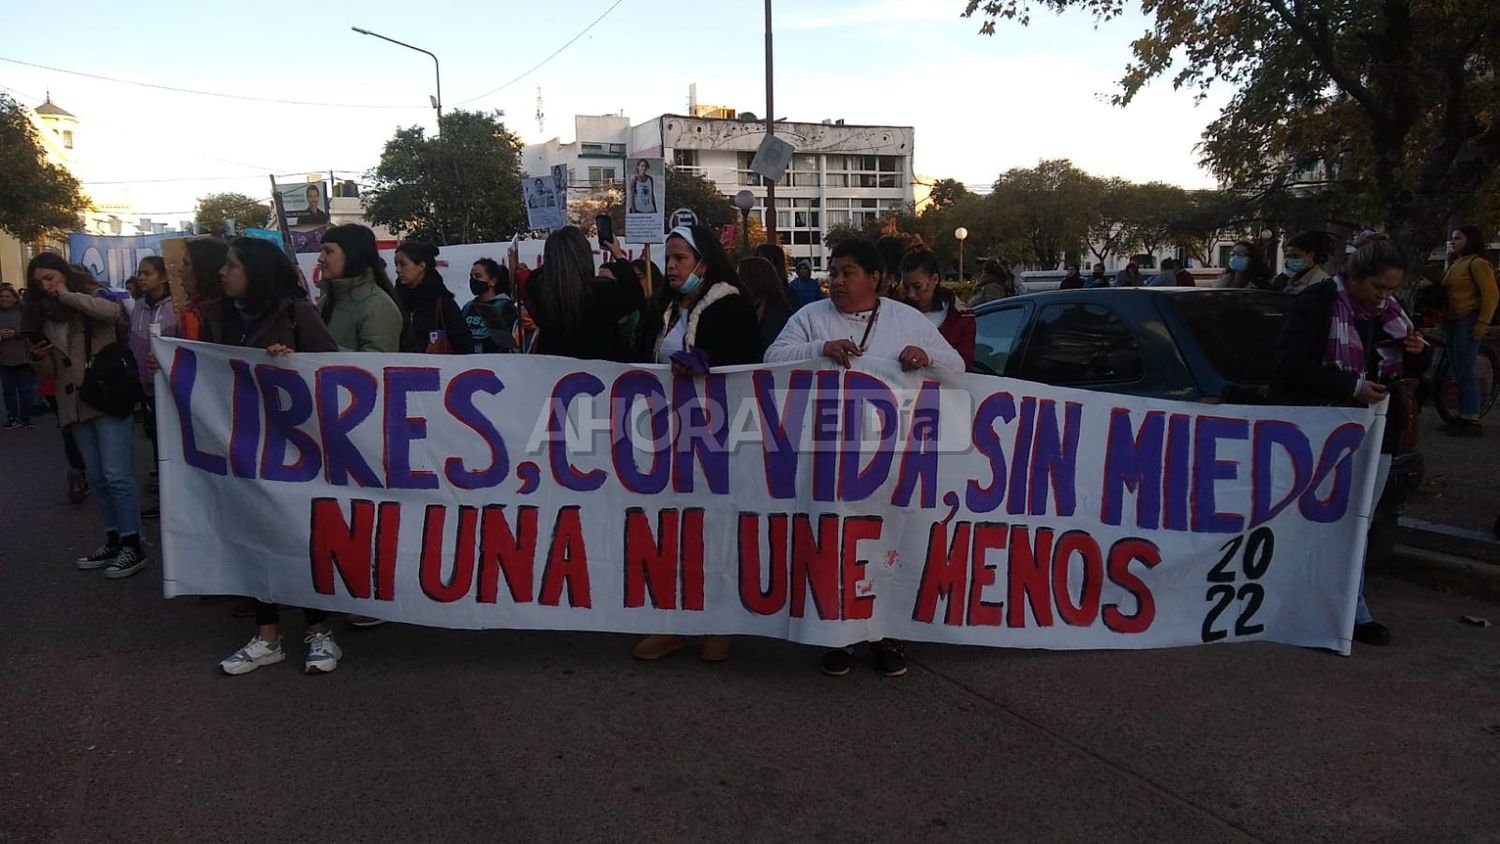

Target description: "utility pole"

left=764, top=0, right=777, bottom=247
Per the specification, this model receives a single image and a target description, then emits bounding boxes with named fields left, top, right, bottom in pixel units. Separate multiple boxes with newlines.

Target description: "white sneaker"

left=220, top=636, right=285, bottom=675
left=304, top=631, right=342, bottom=674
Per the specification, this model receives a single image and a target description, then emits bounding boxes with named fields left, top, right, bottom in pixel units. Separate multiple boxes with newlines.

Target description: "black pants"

left=254, top=601, right=329, bottom=628
left=141, top=396, right=159, bottom=462
left=62, top=426, right=84, bottom=472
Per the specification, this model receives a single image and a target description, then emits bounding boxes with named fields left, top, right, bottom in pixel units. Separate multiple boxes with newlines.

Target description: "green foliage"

left=963, top=0, right=1500, bottom=264
left=991, top=159, right=1101, bottom=268
left=194, top=192, right=270, bottom=234
left=664, top=166, right=736, bottom=230
left=365, top=110, right=526, bottom=245
left=0, top=94, right=86, bottom=241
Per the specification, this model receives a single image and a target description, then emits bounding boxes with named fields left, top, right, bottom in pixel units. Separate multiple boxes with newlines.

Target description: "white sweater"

left=764, top=298, right=965, bottom=373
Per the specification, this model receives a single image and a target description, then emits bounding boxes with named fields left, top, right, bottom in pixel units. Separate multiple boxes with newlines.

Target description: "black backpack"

left=79, top=311, right=143, bottom=418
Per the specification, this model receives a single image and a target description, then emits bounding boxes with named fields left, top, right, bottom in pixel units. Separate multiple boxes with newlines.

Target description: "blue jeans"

left=0, top=364, right=36, bottom=422
left=71, top=414, right=141, bottom=538
left=1445, top=314, right=1482, bottom=417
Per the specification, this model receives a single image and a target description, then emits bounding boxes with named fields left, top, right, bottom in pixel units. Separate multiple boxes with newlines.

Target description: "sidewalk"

left=1407, top=406, right=1498, bottom=534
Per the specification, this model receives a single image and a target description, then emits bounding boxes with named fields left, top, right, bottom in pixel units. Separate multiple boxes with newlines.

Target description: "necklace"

left=844, top=298, right=881, bottom=352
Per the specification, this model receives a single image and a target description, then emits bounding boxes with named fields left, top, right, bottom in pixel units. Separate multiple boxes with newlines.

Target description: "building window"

left=588, top=166, right=617, bottom=188
left=582, top=142, right=604, bottom=153
left=674, top=149, right=699, bottom=168
left=62, top=130, right=73, bottom=149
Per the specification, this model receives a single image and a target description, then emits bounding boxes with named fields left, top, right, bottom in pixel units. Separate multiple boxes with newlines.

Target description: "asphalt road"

left=3, top=422, right=1499, bottom=843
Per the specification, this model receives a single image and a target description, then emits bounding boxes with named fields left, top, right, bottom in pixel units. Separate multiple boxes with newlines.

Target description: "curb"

left=1384, top=545, right=1500, bottom=603
left=1397, top=517, right=1500, bottom=564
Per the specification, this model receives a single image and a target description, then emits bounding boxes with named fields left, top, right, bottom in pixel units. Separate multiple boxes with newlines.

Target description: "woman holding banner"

left=317, top=224, right=404, bottom=353
left=1275, top=236, right=1429, bottom=648
left=529, top=226, right=644, bottom=362
left=203, top=237, right=347, bottom=675
left=766, top=237, right=964, bottom=677
left=393, top=242, right=474, bottom=355
left=631, top=224, right=762, bottom=663
left=464, top=259, right=517, bottom=354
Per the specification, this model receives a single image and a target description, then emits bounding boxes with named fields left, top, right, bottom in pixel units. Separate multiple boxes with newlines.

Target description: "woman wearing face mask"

left=1215, top=241, right=1276, bottom=290
left=1438, top=226, right=1498, bottom=436
left=203, top=238, right=346, bottom=675
left=316, top=224, right=403, bottom=353
left=766, top=237, right=963, bottom=678
left=630, top=224, right=761, bottom=664
left=1276, top=237, right=1429, bottom=648
left=464, top=259, right=517, bottom=354
left=1277, top=231, right=1332, bottom=295
left=25, top=254, right=146, bottom=578
left=899, top=249, right=975, bottom=370
left=528, top=226, right=644, bottom=362
left=392, top=242, right=474, bottom=355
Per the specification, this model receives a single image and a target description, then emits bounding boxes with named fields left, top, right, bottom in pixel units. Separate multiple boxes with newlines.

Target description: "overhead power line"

left=456, top=0, right=628, bottom=104
left=0, top=56, right=427, bottom=110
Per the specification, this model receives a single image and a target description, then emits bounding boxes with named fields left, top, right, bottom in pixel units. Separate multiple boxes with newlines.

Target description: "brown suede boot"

left=632, top=634, right=686, bottom=660
left=698, top=635, right=731, bottom=662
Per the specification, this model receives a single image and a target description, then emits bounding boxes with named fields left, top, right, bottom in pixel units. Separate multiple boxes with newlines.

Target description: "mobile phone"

left=596, top=214, right=614, bottom=247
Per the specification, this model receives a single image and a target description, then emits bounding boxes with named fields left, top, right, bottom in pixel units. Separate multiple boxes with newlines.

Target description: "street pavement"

left=1409, top=406, right=1500, bottom=534
left=3, top=421, right=1499, bottom=843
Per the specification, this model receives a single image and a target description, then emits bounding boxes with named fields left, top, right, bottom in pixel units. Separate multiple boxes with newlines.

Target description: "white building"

left=523, top=100, right=915, bottom=271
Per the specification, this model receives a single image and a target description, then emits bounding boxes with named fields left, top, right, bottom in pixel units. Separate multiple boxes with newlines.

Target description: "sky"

left=1, top=0, right=1229, bottom=224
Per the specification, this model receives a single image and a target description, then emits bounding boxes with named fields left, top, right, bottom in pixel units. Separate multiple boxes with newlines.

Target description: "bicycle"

left=1412, top=303, right=1500, bottom=423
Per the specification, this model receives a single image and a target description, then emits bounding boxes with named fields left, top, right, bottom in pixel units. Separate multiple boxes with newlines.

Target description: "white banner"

left=155, top=340, right=1385, bottom=654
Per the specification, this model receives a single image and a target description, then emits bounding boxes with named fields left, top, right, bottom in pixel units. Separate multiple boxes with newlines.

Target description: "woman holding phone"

left=1275, top=237, right=1430, bottom=647
left=25, top=254, right=145, bottom=578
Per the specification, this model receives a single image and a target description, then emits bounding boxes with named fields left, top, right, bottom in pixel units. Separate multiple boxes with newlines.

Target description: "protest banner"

left=625, top=158, right=666, bottom=243
left=278, top=180, right=330, bottom=230
left=523, top=170, right=566, bottom=230
left=154, top=342, right=1384, bottom=654
left=67, top=232, right=165, bottom=288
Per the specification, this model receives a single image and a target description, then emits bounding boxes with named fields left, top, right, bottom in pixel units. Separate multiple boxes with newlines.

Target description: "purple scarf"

left=1324, top=274, right=1412, bottom=381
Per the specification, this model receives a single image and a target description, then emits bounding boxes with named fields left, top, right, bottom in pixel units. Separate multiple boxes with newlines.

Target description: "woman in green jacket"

left=316, top=224, right=403, bottom=353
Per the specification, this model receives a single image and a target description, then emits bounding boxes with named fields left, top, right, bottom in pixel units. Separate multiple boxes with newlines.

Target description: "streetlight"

left=954, top=226, right=969, bottom=282
left=735, top=190, right=756, bottom=256
left=352, top=26, right=442, bottom=132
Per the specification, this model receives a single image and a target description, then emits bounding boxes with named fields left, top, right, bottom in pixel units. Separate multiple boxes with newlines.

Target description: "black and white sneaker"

left=820, top=648, right=853, bottom=677
left=75, top=544, right=120, bottom=571
left=104, top=546, right=148, bottom=579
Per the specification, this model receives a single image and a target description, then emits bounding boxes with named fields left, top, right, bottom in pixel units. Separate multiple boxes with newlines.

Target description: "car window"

left=973, top=306, right=1029, bottom=376
left=1168, top=293, right=1290, bottom=383
left=1021, top=302, right=1144, bottom=385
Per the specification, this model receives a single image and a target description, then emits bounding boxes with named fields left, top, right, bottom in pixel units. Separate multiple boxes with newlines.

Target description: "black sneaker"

left=1353, top=621, right=1391, bottom=646
left=820, top=648, right=853, bottom=677
left=75, top=543, right=120, bottom=571
left=2, top=418, right=20, bottom=430
left=104, top=546, right=149, bottom=579
left=872, top=639, right=908, bottom=677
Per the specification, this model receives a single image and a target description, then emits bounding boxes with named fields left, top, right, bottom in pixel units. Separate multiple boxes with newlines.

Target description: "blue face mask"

left=678, top=272, right=703, bottom=296
left=1285, top=257, right=1308, bottom=274
left=1228, top=255, right=1250, bottom=273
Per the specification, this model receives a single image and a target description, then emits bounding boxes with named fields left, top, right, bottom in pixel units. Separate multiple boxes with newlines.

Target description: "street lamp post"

left=352, top=26, right=442, bottom=132
left=954, top=226, right=969, bottom=282
left=734, top=190, right=756, bottom=257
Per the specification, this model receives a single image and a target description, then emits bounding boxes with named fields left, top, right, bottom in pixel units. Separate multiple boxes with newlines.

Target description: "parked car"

left=971, top=287, right=1421, bottom=565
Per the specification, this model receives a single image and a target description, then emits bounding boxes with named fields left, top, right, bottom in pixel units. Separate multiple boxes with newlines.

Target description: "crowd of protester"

left=8, top=220, right=1495, bottom=672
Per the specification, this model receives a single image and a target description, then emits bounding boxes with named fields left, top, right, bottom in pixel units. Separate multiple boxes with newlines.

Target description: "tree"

left=989, top=159, right=1101, bottom=268
left=194, top=192, right=270, bottom=234
left=928, top=178, right=972, bottom=211
left=664, top=166, right=736, bottom=230
left=1086, top=177, right=1141, bottom=266
left=1121, top=181, right=1191, bottom=259
left=365, top=109, right=526, bottom=245
left=0, top=94, right=86, bottom=241
left=963, top=0, right=1500, bottom=278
